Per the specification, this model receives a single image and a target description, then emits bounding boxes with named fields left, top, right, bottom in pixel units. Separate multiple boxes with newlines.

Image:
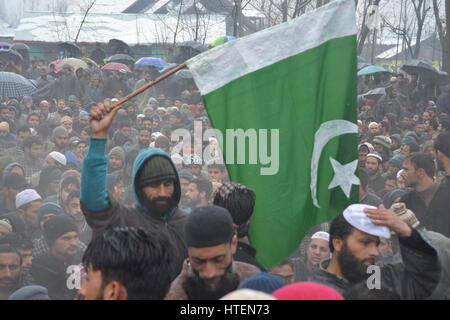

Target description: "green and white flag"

left=187, top=0, right=359, bottom=268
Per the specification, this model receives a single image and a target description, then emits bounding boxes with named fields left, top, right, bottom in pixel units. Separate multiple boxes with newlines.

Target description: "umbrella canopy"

left=134, top=57, right=168, bottom=69
left=80, top=57, right=99, bottom=69
left=10, top=43, right=30, bottom=51
left=107, top=54, right=135, bottom=64
left=58, top=42, right=81, bottom=57
left=60, top=58, right=88, bottom=70
left=0, top=42, right=11, bottom=50
left=177, top=41, right=209, bottom=53
left=0, top=49, right=24, bottom=64
left=211, top=35, right=237, bottom=47
left=101, top=62, right=131, bottom=73
left=363, top=87, right=386, bottom=100
left=401, top=60, right=442, bottom=82
left=108, top=39, right=133, bottom=55
left=0, top=72, right=37, bottom=97
left=357, top=65, right=389, bottom=76
left=10, top=44, right=30, bottom=69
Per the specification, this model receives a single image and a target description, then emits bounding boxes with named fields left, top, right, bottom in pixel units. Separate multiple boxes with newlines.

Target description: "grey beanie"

left=8, top=286, right=51, bottom=300
left=137, top=155, right=176, bottom=188
left=51, top=126, right=68, bottom=141
left=108, top=146, right=125, bottom=161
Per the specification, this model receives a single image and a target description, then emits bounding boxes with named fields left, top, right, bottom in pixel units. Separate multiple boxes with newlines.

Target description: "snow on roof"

left=0, top=18, right=15, bottom=37
left=14, top=11, right=227, bottom=45
left=66, top=0, right=138, bottom=14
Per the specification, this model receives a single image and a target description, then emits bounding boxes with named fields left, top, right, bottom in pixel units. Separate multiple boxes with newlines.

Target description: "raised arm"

left=80, top=103, right=120, bottom=211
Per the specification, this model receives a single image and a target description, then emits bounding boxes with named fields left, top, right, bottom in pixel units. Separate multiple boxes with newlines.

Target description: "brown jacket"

left=165, top=259, right=260, bottom=300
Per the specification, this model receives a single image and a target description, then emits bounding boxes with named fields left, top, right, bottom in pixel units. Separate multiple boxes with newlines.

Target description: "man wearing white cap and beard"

left=310, top=204, right=441, bottom=299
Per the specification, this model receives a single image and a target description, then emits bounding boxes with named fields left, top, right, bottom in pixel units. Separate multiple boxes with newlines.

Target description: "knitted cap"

left=272, top=282, right=344, bottom=300
left=238, top=272, right=285, bottom=294
left=373, top=135, right=392, bottom=149
left=390, top=202, right=420, bottom=229
left=137, top=155, right=176, bottom=188
left=220, top=289, right=277, bottom=300
left=108, top=146, right=125, bottom=161
left=185, top=205, right=234, bottom=248
left=8, top=286, right=50, bottom=300
left=43, top=215, right=78, bottom=246
left=51, top=126, right=68, bottom=140
left=37, top=202, right=64, bottom=222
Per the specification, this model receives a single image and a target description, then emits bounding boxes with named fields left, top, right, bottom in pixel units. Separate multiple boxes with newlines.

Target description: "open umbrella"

left=108, top=39, right=133, bottom=55
left=211, top=36, right=237, bottom=47
left=357, top=65, right=389, bottom=76
left=0, top=49, right=24, bottom=65
left=60, top=58, right=88, bottom=70
left=363, top=87, right=386, bottom=100
left=80, top=57, right=99, bottom=69
left=0, top=42, right=11, bottom=50
left=134, top=57, right=168, bottom=69
left=58, top=42, right=81, bottom=58
left=107, top=54, right=135, bottom=64
left=101, top=62, right=131, bottom=73
left=10, top=43, right=30, bottom=69
left=401, top=60, right=442, bottom=82
left=0, top=72, right=37, bottom=97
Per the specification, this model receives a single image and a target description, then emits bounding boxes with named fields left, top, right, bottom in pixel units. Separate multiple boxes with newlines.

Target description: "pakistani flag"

left=187, top=0, right=359, bottom=268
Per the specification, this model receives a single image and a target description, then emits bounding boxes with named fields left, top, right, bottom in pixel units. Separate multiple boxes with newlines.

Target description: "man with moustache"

left=0, top=244, right=23, bottom=300
left=165, top=205, right=260, bottom=300
left=81, top=102, right=188, bottom=281
left=31, top=215, right=83, bottom=300
left=310, top=204, right=441, bottom=299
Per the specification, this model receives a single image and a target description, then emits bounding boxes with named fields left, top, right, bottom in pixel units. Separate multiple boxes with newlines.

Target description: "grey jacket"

left=310, top=230, right=441, bottom=300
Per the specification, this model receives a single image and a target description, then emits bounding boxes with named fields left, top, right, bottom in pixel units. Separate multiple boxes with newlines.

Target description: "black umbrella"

left=177, top=41, right=209, bottom=53
left=11, top=43, right=30, bottom=69
left=108, top=39, right=133, bottom=56
left=58, top=42, right=81, bottom=58
left=363, top=87, right=385, bottom=100
left=107, top=54, right=135, bottom=64
left=0, top=49, right=24, bottom=64
left=401, top=60, right=440, bottom=82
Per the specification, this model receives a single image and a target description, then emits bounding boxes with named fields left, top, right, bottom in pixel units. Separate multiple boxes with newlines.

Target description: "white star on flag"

left=328, top=157, right=360, bottom=198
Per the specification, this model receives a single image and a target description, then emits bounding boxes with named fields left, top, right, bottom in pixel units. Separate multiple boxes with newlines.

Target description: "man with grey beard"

left=165, top=205, right=260, bottom=300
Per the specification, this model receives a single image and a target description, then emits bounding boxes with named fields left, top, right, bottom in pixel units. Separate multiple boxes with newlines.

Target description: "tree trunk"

left=357, top=0, right=381, bottom=55
left=444, top=0, right=450, bottom=73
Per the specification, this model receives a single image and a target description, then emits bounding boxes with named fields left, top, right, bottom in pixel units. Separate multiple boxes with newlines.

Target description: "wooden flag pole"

left=109, top=62, right=187, bottom=112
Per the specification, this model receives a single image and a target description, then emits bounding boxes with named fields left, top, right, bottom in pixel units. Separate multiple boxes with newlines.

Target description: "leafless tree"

left=432, top=0, right=450, bottom=73
left=75, top=0, right=97, bottom=43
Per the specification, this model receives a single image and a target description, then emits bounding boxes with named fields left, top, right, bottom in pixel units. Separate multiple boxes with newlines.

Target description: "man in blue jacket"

left=80, top=102, right=188, bottom=280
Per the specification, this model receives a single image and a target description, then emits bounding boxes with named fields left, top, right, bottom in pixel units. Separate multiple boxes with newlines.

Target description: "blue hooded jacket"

left=81, top=138, right=181, bottom=221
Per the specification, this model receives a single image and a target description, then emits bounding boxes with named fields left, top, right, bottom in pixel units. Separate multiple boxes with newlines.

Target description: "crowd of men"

left=0, top=49, right=449, bottom=300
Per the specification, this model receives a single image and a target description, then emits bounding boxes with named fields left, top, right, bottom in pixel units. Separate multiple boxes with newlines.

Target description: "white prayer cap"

left=311, top=231, right=330, bottom=242
left=151, top=132, right=163, bottom=140
left=48, top=151, right=67, bottom=166
left=368, top=122, right=378, bottom=129
left=397, top=169, right=404, bottom=179
left=343, top=204, right=391, bottom=239
left=366, top=152, right=383, bottom=162
left=136, top=114, right=145, bottom=119
left=0, top=219, right=12, bottom=233
left=16, top=189, right=42, bottom=209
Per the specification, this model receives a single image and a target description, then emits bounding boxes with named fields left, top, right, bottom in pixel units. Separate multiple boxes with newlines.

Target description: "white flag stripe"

left=187, top=0, right=356, bottom=96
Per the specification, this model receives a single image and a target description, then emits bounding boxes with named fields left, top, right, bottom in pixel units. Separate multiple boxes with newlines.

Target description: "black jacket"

left=400, top=182, right=450, bottom=237
left=310, top=230, right=441, bottom=299
left=233, top=241, right=265, bottom=272
left=31, top=252, right=82, bottom=300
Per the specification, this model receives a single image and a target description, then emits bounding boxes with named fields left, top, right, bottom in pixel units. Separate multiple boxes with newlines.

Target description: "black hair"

left=406, top=152, right=436, bottom=179
left=207, top=163, right=226, bottom=171
left=65, top=189, right=80, bottom=206
left=17, top=125, right=31, bottom=134
left=0, top=232, right=32, bottom=251
left=22, top=135, right=43, bottom=149
left=434, top=132, right=450, bottom=158
left=0, top=243, right=22, bottom=266
left=213, top=184, right=256, bottom=238
left=191, top=178, right=213, bottom=200
left=82, top=227, right=175, bottom=300
left=125, top=149, right=139, bottom=166
left=329, top=214, right=355, bottom=253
